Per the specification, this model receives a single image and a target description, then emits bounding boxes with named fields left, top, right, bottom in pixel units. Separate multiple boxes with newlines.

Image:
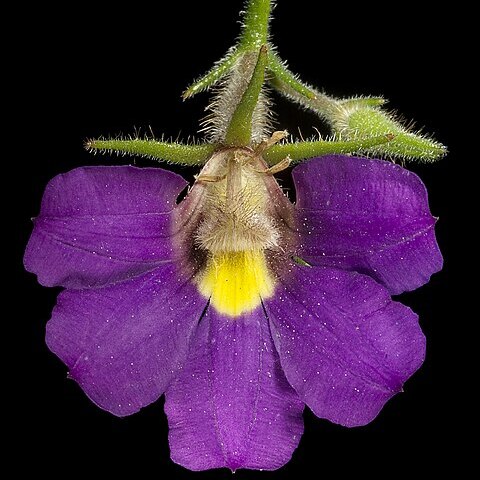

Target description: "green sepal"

left=85, top=138, right=216, bottom=165
left=264, top=134, right=394, bottom=165
left=182, top=49, right=241, bottom=100
left=225, top=45, right=269, bottom=146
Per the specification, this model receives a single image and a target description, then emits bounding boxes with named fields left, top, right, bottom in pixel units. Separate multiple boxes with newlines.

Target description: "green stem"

left=264, top=134, right=394, bottom=165
left=182, top=0, right=272, bottom=100
left=267, top=53, right=341, bottom=120
left=239, top=0, right=272, bottom=49
left=268, top=53, right=317, bottom=100
left=85, top=139, right=216, bottom=165
left=225, top=45, right=269, bottom=146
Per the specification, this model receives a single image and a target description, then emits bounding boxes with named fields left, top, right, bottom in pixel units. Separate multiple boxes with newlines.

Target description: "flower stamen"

left=254, top=155, right=291, bottom=175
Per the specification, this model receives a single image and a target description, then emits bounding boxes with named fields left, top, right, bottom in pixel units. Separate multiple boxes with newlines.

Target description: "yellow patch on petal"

left=197, top=250, right=275, bottom=317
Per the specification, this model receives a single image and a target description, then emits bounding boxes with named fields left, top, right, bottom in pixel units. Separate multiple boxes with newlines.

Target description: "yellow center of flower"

left=184, top=149, right=287, bottom=317
left=197, top=250, right=275, bottom=317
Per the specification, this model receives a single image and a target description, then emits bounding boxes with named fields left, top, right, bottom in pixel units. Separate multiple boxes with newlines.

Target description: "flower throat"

left=194, top=149, right=279, bottom=317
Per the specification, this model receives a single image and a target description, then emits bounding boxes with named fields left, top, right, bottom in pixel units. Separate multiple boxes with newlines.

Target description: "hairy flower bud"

left=331, top=104, right=446, bottom=162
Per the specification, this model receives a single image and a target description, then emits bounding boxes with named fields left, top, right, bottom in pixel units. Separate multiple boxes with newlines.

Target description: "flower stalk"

left=239, top=0, right=271, bottom=49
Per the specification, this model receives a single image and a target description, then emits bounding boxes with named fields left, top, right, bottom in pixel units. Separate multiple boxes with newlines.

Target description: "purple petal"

left=164, top=307, right=304, bottom=472
left=24, top=166, right=187, bottom=288
left=46, top=264, right=206, bottom=416
left=265, top=264, right=425, bottom=427
left=293, top=156, right=442, bottom=294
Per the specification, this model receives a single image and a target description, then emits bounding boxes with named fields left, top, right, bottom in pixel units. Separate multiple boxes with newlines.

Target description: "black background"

left=13, top=0, right=460, bottom=477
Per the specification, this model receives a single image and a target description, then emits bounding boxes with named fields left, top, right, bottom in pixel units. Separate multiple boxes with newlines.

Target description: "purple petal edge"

left=293, top=155, right=443, bottom=295
left=265, top=264, right=426, bottom=427
left=46, top=264, right=206, bottom=416
left=165, top=306, right=304, bottom=471
left=24, top=166, right=187, bottom=289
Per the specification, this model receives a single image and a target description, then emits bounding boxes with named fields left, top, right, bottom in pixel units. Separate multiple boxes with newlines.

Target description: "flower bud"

left=332, top=104, right=446, bottom=162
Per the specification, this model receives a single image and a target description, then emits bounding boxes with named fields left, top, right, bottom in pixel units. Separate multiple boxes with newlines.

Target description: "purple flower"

left=24, top=153, right=442, bottom=472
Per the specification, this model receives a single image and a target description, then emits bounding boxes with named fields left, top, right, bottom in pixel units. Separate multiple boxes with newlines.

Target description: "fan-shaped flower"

left=24, top=151, right=441, bottom=471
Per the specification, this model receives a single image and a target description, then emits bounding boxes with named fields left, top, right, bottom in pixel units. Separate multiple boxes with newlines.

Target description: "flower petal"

left=164, top=307, right=304, bottom=472
left=293, top=156, right=442, bottom=294
left=24, top=166, right=187, bottom=288
left=265, top=264, right=425, bottom=427
left=46, top=264, right=206, bottom=416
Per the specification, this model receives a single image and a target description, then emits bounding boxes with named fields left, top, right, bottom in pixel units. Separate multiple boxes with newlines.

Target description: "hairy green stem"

left=267, top=53, right=317, bottom=100
left=182, top=0, right=273, bottom=100
left=267, top=53, right=341, bottom=120
left=239, top=0, right=272, bottom=49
